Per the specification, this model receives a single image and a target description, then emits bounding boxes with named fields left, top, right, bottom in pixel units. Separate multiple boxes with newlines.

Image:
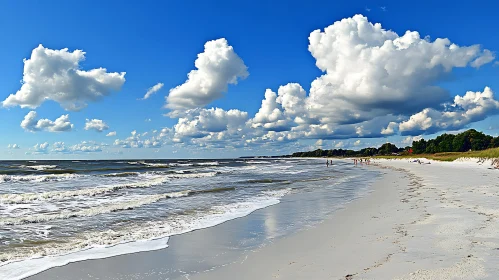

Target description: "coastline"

left=191, top=161, right=413, bottom=279
left=23, top=158, right=499, bottom=279
left=23, top=159, right=376, bottom=280
left=193, top=158, right=499, bottom=279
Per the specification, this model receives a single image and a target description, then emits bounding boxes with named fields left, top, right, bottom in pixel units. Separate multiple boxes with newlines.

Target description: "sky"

left=1, top=0, right=499, bottom=159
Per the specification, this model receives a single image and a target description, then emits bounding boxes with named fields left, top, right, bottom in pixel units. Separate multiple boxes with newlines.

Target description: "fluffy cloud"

left=381, top=122, right=398, bottom=135
left=141, top=83, right=164, bottom=100
left=251, top=89, right=288, bottom=131
left=114, top=129, right=170, bottom=148
left=398, top=87, right=499, bottom=135
left=111, top=15, right=497, bottom=153
left=165, top=38, right=248, bottom=114
left=3, top=45, right=126, bottom=111
left=402, top=136, right=423, bottom=145
left=51, top=141, right=103, bottom=153
left=246, top=14, right=494, bottom=141
left=305, top=15, right=493, bottom=126
left=251, top=83, right=314, bottom=132
left=26, top=142, right=49, bottom=154
left=106, top=131, right=117, bottom=137
left=334, top=141, right=345, bottom=148
left=315, top=139, right=324, bottom=148
left=7, top=144, right=20, bottom=149
left=52, top=142, right=67, bottom=153
left=21, top=111, right=73, bottom=132
left=173, top=108, right=248, bottom=141
left=84, top=119, right=109, bottom=132
left=70, top=143, right=103, bottom=153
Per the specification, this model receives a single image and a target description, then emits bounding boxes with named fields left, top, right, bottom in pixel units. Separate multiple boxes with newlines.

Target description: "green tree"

left=435, top=133, right=455, bottom=153
left=378, top=143, right=398, bottom=155
left=452, top=133, right=471, bottom=152
left=412, top=139, right=427, bottom=154
left=425, top=140, right=436, bottom=153
left=490, top=136, right=499, bottom=148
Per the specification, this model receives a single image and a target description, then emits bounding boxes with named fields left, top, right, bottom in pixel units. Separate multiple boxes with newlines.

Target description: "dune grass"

left=375, top=147, right=499, bottom=162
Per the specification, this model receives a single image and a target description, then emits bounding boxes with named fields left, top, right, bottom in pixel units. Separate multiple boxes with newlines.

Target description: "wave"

left=0, top=172, right=220, bottom=204
left=243, top=179, right=290, bottom=184
left=195, top=161, right=219, bottom=166
left=0, top=187, right=290, bottom=279
left=83, top=166, right=170, bottom=173
left=245, top=160, right=269, bottom=164
left=101, top=172, right=140, bottom=177
left=0, top=165, right=173, bottom=176
left=0, top=187, right=235, bottom=225
left=142, top=163, right=170, bottom=168
left=0, top=174, right=82, bottom=183
left=169, top=163, right=194, bottom=167
left=162, top=171, right=220, bottom=179
left=22, top=165, right=58, bottom=171
left=127, top=161, right=170, bottom=168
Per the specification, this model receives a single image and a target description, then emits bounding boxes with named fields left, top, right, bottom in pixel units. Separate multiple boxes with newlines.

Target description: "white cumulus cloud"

left=7, top=144, right=20, bottom=149
left=165, top=38, right=248, bottom=114
left=306, top=14, right=494, bottom=125
left=27, top=142, right=49, bottom=154
left=21, top=111, right=73, bottom=132
left=51, top=141, right=103, bottom=153
left=106, top=131, right=117, bottom=137
left=84, top=119, right=109, bottom=132
left=114, top=129, right=168, bottom=148
left=398, top=87, right=499, bottom=135
left=3, top=44, right=126, bottom=111
left=246, top=14, right=495, bottom=140
left=173, top=108, right=248, bottom=141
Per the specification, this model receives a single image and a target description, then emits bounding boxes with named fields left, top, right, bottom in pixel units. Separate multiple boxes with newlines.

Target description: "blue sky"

left=1, top=0, right=499, bottom=159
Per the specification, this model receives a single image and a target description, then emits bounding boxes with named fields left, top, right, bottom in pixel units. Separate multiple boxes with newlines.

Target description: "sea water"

left=0, top=158, right=379, bottom=279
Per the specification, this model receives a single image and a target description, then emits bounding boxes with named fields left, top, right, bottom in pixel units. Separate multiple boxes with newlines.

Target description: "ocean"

left=0, top=158, right=379, bottom=279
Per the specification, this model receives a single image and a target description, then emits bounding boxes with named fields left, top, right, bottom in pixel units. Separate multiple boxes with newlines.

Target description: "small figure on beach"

left=326, top=160, right=329, bottom=167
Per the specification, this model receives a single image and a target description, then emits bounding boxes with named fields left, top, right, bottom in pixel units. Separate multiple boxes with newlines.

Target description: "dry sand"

left=192, top=159, right=499, bottom=280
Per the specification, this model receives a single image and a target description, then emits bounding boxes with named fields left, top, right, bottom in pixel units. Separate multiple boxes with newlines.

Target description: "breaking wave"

left=0, top=187, right=290, bottom=267
left=0, top=173, right=82, bottom=183
left=21, top=165, right=58, bottom=171
left=0, top=187, right=236, bottom=225
left=0, top=172, right=219, bottom=204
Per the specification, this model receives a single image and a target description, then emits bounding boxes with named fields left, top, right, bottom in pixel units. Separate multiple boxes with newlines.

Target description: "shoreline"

left=192, top=158, right=499, bottom=279
left=22, top=158, right=499, bottom=279
left=191, top=162, right=413, bottom=279
left=23, top=159, right=377, bottom=280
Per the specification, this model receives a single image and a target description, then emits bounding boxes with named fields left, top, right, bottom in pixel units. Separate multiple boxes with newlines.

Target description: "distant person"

left=326, top=160, right=329, bottom=167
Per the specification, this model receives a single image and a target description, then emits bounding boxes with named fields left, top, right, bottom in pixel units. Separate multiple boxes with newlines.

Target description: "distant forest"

left=290, top=129, right=499, bottom=158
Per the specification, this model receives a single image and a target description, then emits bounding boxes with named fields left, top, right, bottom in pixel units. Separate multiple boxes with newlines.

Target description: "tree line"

left=290, top=129, right=499, bottom=158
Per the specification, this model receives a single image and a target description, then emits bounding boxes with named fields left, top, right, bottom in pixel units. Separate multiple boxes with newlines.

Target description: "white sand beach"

left=192, top=158, right=499, bottom=280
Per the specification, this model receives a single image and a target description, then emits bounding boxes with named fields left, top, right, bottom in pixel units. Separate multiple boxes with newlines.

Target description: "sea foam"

left=0, top=188, right=291, bottom=280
